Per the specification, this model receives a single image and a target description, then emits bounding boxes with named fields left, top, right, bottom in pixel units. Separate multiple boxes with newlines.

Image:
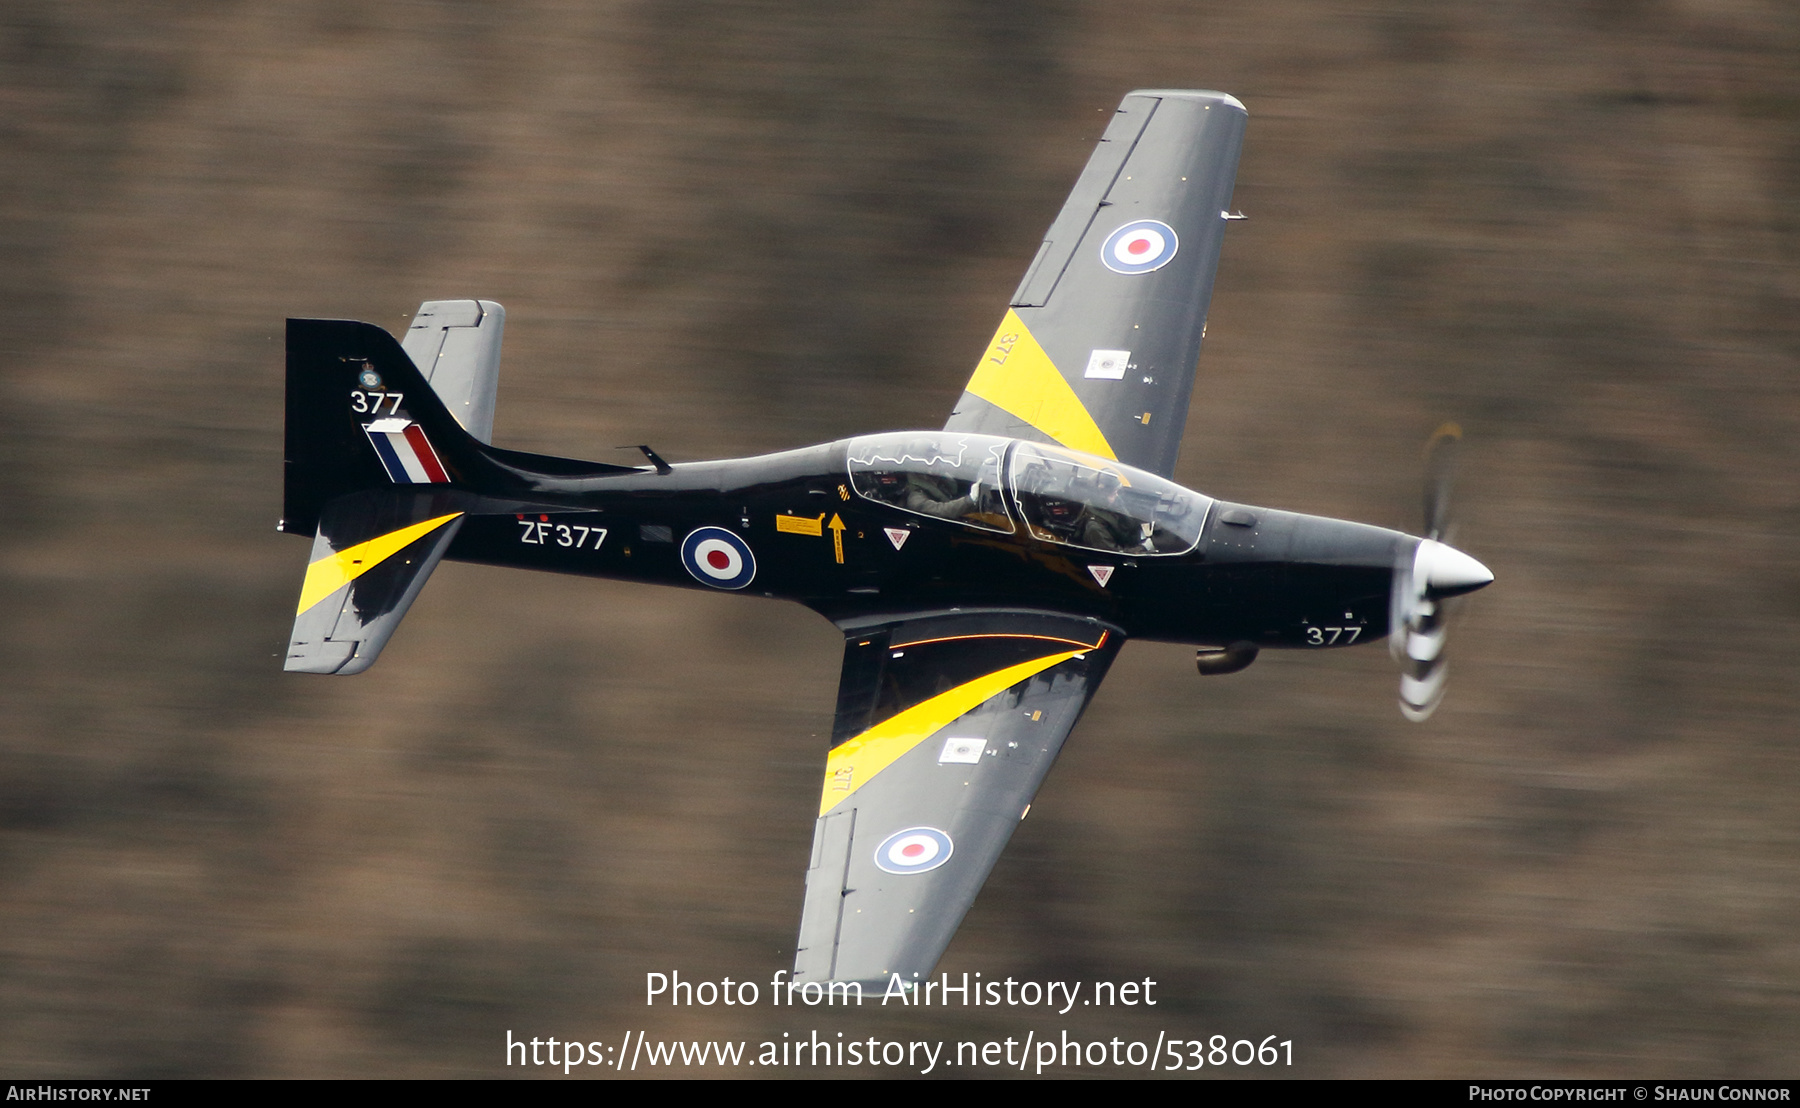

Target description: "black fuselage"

left=441, top=437, right=1412, bottom=651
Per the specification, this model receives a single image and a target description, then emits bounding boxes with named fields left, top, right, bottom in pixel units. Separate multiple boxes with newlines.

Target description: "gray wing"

left=944, top=89, right=1247, bottom=479
left=793, top=611, right=1123, bottom=989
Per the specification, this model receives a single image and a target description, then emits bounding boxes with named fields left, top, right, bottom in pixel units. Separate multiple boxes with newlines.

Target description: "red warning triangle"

left=1088, top=565, right=1114, bottom=586
left=885, top=528, right=910, bottom=550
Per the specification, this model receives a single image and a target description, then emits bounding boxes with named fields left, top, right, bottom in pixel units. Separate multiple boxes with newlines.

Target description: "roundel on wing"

left=875, top=827, right=954, bottom=875
left=680, top=526, right=757, bottom=589
left=1100, top=219, right=1179, bottom=274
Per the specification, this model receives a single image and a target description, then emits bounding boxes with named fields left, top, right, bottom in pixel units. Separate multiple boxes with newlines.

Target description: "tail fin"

left=283, top=311, right=638, bottom=535
left=281, top=315, right=486, bottom=673
left=283, top=314, right=483, bottom=536
left=281, top=309, right=641, bottom=674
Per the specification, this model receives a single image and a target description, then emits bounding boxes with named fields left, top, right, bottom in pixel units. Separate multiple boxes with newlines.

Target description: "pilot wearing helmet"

left=1080, top=469, right=1152, bottom=553
left=1029, top=468, right=1152, bottom=553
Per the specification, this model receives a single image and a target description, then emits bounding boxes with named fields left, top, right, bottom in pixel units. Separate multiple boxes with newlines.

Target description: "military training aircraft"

left=280, top=90, right=1493, bottom=988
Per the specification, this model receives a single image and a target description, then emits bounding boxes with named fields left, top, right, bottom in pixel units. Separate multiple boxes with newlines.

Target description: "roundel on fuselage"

left=681, top=526, right=757, bottom=589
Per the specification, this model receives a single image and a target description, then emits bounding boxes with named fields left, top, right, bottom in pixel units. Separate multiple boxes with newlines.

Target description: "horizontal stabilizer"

left=400, top=299, right=504, bottom=443
left=285, top=490, right=466, bottom=675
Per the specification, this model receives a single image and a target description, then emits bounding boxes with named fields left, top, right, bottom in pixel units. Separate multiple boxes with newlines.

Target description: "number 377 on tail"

left=279, top=90, right=1492, bottom=989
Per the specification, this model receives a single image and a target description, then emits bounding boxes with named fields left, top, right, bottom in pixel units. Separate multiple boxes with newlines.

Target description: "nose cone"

left=1415, top=538, right=1493, bottom=597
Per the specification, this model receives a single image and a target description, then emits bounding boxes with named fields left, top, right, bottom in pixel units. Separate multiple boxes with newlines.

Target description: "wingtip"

left=1127, top=89, right=1247, bottom=113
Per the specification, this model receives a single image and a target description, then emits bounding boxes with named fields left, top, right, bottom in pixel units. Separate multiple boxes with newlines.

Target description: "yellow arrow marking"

left=296, top=512, right=462, bottom=615
left=827, top=513, right=845, bottom=564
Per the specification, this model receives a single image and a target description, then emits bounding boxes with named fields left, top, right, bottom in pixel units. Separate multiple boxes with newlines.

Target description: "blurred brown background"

left=3, top=0, right=1798, bottom=1078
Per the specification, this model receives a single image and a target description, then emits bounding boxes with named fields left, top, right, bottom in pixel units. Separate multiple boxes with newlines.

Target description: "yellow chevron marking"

left=295, top=512, right=463, bottom=615
left=965, top=309, right=1117, bottom=460
left=819, top=647, right=1083, bottom=816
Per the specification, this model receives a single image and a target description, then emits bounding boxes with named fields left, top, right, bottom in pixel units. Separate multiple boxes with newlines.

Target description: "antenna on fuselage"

left=617, top=444, right=673, bottom=475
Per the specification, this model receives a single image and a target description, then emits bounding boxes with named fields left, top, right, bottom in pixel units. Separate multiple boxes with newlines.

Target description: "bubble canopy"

left=846, top=433, right=1213, bottom=555
left=846, top=433, right=1013, bottom=533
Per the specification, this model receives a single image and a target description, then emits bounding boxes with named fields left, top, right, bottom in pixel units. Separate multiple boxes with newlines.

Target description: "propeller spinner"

left=1390, top=424, right=1493, bottom=721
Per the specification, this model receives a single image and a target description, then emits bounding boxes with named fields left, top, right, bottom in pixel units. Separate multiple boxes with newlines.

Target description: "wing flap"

left=798, top=808, right=857, bottom=977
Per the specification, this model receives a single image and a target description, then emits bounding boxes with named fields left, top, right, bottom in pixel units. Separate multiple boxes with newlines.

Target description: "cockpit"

left=846, top=433, right=1212, bottom=555
left=846, top=433, right=1014, bottom=533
